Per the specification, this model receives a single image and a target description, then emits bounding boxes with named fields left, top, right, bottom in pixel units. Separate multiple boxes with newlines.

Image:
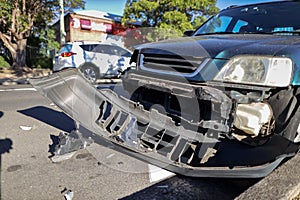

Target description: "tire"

left=269, top=88, right=300, bottom=143
left=80, top=64, right=99, bottom=84
left=280, top=99, right=300, bottom=143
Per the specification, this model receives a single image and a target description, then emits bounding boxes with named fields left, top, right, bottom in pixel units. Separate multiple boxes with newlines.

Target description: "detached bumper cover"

left=30, top=69, right=299, bottom=178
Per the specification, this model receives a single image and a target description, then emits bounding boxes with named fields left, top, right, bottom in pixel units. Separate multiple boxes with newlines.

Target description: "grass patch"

left=0, top=56, right=11, bottom=70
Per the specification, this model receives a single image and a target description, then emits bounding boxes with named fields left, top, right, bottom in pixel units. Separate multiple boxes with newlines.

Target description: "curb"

left=0, top=69, right=52, bottom=86
left=236, top=153, right=300, bottom=200
left=0, top=78, right=29, bottom=85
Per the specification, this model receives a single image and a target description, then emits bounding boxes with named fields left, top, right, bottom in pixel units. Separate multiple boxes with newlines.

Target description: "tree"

left=122, top=0, right=219, bottom=34
left=0, top=0, right=85, bottom=73
left=27, top=28, right=60, bottom=69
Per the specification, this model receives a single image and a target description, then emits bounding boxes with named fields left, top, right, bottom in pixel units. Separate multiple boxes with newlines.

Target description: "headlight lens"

left=214, top=56, right=293, bottom=87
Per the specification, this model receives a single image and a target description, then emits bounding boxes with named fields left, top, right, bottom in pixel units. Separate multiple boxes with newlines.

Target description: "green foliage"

left=64, top=0, right=85, bottom=12
left=192, top=16, right=208, bottom=29
left=30, top=57, right=53, bottom=69
left=122, top=0, right=219, bottom=35
left=27, top=27, right=59, bottom=68
left=160, top=11, right=193, bottom=31
left=0, top=0, right=85, bottom=70
left=0, top=56, right=10, bottom=70
left=45, top=29, right=61, bottom=54
left=28, top=28, right=60, bottom=56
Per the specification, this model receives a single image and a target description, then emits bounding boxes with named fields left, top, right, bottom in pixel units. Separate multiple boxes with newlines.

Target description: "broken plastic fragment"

left=49, top=103, right=57, bottom=107
left=51, top=130, right=94, bottom=160
left=64, top=190, right=74, bottom=200
left=106, top=153, right=115, bottom=159
left=51, top=151, right=77, bottom=163
left=148, top=164, right=175, bottom=183
left=19, top=125, right=32, bottom=131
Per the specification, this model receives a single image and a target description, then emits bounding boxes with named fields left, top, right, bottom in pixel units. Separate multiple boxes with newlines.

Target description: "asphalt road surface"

left=0, top=84, right=259, bottom=200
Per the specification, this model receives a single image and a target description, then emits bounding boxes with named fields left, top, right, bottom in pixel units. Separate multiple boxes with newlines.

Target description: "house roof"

left=73, top=10, right=122, bottom=22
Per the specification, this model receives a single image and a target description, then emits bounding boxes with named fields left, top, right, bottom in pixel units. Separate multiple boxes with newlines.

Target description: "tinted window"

left=111, top=46, right=131, bottom=57
left=80, top=44, right=98, bottom=52
left=93, top=45, right=111, bottom=54
left=195, top=1, right=300, bottom=35
left=233, top=20, right=249, bottom=33
left=93, top=45, right=131, bottom=57
left=198, top=15, right=232, bottom=33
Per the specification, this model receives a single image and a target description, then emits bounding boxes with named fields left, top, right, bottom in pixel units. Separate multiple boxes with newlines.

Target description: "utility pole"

left=59, top=0, right=66, bottom=45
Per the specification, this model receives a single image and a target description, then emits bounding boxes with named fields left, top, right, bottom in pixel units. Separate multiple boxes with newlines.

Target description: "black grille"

left=140, top=53, right=205, bottom=74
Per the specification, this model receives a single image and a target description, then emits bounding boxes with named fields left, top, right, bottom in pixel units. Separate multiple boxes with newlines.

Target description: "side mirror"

left=183, top=30, right=194, bottom=37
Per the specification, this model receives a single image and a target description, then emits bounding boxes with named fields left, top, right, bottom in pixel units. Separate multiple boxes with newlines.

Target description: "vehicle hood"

left=137, top=34, right=300, bottom=59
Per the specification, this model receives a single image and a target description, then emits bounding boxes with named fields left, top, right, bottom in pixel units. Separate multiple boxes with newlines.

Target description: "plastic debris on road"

left=19, top=125, right=32, bottom=131
left=148, top=164, right=175, bottom=183
left=64, top=190, right=74, bottom=200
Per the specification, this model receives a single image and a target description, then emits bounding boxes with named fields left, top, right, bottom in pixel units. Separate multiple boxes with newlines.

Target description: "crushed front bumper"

left=30, top=69, right=299, bottom=178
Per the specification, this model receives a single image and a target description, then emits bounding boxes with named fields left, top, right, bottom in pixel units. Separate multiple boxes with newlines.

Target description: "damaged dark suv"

left=122, top=0, right=300, bottom=175
left=31, top=0, right=300, bottom=178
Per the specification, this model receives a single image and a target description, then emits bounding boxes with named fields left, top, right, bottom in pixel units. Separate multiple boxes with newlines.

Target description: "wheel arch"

left=79, top=62, right=100, bottom=78
left=268, top=86, right=300, bottom=142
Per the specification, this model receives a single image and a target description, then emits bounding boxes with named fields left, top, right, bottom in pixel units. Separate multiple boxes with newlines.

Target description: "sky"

left=85, top=0, right=127, bottom=15
left=84, top=0, right=281, bottom=15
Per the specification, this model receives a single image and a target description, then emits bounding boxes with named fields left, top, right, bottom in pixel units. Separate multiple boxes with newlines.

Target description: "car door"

left=78, top=44, right=100, bottom=65
left=112, top=46, right=132, bottom=72
left=92, top=44, right=112, bottom=76
left=104, top=46, right=132, bottom=76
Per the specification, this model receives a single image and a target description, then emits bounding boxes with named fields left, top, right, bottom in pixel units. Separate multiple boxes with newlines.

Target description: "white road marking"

left=0, top=87, right=37, bottom=92
left=106, top=153, right=115, bottom=159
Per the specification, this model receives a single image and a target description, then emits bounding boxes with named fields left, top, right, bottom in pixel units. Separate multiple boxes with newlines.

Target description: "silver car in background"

left=53, top=41, right=132, bottom=82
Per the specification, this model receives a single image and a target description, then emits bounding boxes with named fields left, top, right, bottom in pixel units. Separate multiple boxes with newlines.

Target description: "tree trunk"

left=10, top=38, right=31, bottom=74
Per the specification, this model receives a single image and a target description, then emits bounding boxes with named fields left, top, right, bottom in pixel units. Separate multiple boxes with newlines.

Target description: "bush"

left=28, top=56, right=53, bottom=69
left=0, top=56, right=11, bottom=70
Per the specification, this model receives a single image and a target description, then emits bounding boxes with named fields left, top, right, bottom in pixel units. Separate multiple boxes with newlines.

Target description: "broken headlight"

left=214, top=56, right=293, bottom=87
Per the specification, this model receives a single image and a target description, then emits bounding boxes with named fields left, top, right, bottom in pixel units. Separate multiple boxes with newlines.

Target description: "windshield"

left=194, top=1, right=300, bottom=35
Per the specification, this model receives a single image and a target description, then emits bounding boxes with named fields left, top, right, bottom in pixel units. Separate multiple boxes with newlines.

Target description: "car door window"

left=112, top=46, right=131, bottom=57
left=93, top=45, right=112, bottom=54
left=80, top=44, right=98, bottom=52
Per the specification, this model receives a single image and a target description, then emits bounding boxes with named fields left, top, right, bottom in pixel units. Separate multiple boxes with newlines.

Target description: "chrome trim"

left=139, top=54, right=210, bottom=78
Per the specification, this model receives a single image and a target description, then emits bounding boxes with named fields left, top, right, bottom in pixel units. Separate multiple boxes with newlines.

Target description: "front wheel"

left=269, top=88, right=300, bottom=144
left=80, top=64, right=99, bottom=84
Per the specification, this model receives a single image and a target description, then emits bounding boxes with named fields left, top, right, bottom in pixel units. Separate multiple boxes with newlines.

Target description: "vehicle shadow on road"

left=0, top=138, right=13, bottom=199
left=121, top=175, right=259, bottom=200
left=18, top=106, right=76, bottom=133
left=0, top=138, right=13, bottom=156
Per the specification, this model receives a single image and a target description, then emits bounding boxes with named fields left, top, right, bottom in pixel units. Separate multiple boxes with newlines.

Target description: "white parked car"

left=53, top=41, right=132, bottom=82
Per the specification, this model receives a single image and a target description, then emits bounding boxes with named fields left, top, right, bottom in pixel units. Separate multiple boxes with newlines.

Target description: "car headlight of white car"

left=214, top=56, right=293, bottom=87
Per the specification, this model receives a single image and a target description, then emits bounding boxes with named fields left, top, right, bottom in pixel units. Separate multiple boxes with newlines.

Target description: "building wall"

left=54, top=12, right=122, bottom=43
left=68, top=13, right=113, bottom=42
left=71, top=29, right=106, bottom=42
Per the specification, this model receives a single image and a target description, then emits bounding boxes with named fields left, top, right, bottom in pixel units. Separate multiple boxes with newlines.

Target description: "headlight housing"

left=214, top=56, right=293, bottom=87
